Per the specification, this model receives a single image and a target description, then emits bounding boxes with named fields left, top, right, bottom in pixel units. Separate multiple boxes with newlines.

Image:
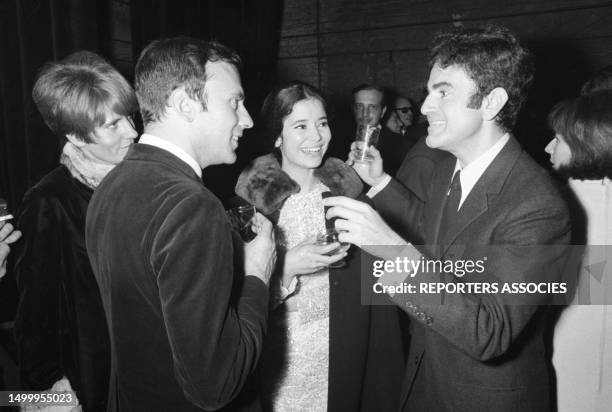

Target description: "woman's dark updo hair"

left=548, top=90, right=612, bottom=180
left=261, top=81, right=328, bottom=151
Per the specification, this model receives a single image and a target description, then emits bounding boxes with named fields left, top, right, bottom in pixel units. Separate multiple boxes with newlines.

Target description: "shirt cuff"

left=366, top=174, right=392, bottom=198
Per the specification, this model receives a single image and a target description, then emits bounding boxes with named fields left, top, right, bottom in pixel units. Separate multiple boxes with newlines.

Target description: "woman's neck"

left=282, top=162, right=318, bottom=193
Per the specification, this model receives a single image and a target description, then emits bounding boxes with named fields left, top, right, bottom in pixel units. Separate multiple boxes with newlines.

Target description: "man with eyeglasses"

left=380, top=94, right=428, bottom=175
left=385, top=95, right=415, bottom=136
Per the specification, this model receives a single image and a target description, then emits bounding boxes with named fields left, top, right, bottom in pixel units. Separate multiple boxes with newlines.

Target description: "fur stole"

left=235, top=153, right=363, bottom=215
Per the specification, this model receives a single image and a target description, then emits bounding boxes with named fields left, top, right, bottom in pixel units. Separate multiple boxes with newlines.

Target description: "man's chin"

left=425, top=134, right=439, bottom=149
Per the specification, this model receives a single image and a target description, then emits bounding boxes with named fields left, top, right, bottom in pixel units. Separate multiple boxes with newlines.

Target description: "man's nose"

left=239, top=106, right=254, bottom=129
left=421, top=95, right=434, bottom=115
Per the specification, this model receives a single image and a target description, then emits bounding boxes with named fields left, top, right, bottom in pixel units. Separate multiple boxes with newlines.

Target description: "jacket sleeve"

left=384, top=197, right=572, bottom=361
left=150, top=192, right=268, bottom=410
left=13, top=189, right=64, bottom=389
left=373, top=177, right=427, bottom=245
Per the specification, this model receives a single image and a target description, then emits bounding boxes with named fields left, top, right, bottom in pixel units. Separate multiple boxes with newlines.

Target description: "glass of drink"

left=227, top=204, right=256, bottom=242
left=0, top=198, right=13, bottom=222
left=353, top=124, right=381, bottom=163
left=316, top=228, right=350, bottom=268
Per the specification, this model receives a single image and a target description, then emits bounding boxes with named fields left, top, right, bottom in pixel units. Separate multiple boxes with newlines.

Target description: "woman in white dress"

left=545, top=90, right=612, bottom=412
left=236, top=81, right=404, bottom=412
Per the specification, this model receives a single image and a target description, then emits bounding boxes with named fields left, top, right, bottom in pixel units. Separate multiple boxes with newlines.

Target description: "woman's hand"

left=282, top=237, right=348, bottom=286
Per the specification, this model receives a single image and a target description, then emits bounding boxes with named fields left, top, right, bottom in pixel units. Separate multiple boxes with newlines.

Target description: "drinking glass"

left=316, top=228, right=350, bottom=268
left=0, top=198, right=13, bottom=222
left=353, top=124, right=381, bottom=163
left=227, top=204, right=256, bottom=242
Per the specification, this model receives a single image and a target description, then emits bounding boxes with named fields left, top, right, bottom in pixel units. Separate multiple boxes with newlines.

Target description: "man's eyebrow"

left=430, top=81, right=452, bottom=90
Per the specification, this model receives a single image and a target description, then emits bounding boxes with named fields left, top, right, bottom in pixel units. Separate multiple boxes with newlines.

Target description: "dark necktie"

left=440, top=170, right=462, bottom=236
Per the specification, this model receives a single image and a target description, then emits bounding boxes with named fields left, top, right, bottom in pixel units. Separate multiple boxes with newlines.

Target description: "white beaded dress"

left=259, top=182, right=330, bottom=412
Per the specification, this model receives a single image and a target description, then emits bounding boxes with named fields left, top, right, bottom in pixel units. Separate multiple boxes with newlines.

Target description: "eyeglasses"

left=394, top=107, right=412, bottom=114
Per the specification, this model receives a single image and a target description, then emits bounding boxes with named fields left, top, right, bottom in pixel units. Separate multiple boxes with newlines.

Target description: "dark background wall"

left=276, top=0, right=612, bottom=159
left=1, top=0, right=611, bottom=391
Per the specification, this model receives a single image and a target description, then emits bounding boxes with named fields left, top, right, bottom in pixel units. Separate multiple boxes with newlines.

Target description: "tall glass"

left=353, top=124, right=381, bottom=162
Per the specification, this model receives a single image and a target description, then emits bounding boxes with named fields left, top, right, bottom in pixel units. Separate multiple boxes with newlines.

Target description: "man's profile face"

left=421, top=63, right=484, bottom=157
left=353, top=89, right=385, bottom=126
left=193, top=61, right=253, bottom=166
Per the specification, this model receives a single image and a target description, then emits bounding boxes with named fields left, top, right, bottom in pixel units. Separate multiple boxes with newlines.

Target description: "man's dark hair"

left=429, top=24, right=534, bottom=132
left=261, top=80, right=327, bottom=150
left=32, top=51, right=137, bottom=143
left=580, top=65, right=612, bottom=95
left=548, top=91, right=612, bottom=180
left=135, top=36, right=241, bottom=125
left=351, top=83, right=386, bottom=105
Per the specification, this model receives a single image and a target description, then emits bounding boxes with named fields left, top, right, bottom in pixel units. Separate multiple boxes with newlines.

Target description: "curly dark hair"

left=429, top=24, right=534, bottom=132
left=261, top=80, right=328, bottom=150
left=548, top=91, right=612, bottom=180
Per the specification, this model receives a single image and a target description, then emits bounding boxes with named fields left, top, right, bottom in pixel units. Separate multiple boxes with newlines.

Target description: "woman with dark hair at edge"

left=545, top=91, right=612, bottom=412
left=235, top=81, right=404, bottom=412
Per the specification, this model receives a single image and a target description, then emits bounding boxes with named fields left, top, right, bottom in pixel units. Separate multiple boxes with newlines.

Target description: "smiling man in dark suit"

left=86, top=38, right=277, bottom=411
left=324, top=25, right=571, bottom=411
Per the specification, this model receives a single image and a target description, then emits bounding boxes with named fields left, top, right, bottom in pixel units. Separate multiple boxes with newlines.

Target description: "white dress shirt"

left=369, top=133, right=510, bottom=211
left=139, top=133, right=202, bottom=178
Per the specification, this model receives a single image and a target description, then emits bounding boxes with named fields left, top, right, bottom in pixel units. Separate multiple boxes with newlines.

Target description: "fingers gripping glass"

left=316, top=228, right=350, bottom=268
left=0, top=199, right=13, bottom=222
left=227, top=205, right=256, bottom=242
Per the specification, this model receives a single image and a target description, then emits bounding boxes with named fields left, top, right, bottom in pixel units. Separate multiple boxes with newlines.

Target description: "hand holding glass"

left=227, top=205, right=256, bottom=242
left=353, top=124, right=381, bottom=163
left=316, top=228, right=350, bottom=268
left=0, top=198, right=13, bottom=222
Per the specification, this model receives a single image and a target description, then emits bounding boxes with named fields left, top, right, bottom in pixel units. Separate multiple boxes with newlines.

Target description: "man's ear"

left=168, top=87, right=199, bottom=122
left=381, top=105, right=387, bottom=119
left=65, top=133, right=87, bottom=147
left=481, top=87, right=508, bottom=121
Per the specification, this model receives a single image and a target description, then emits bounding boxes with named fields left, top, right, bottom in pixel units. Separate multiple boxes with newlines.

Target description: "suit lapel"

left=433, top=136, right=523, bottom=255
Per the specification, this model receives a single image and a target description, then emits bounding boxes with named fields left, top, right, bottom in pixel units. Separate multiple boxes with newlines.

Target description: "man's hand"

left=244, top=213, right=276, bottom=285
left=346, top=142, right=388, bottom=187
left=0, top=221, right=22, bottom=279
left=323, top=196, right=406, bottom=257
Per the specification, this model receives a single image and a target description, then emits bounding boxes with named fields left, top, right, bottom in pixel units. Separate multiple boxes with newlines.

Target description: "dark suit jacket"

left=378, top=123, right=425, bottom=177
left=86, top=144, right=269, bottom=411
left=373, top=136, right=571, bottom=412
